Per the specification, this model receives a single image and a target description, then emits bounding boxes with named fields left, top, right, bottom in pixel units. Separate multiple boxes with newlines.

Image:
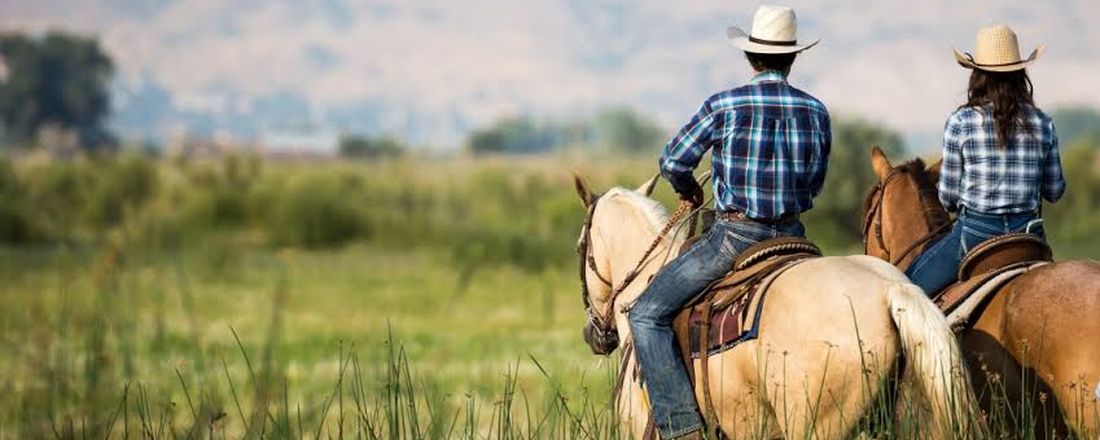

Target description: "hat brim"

left=727, top=27, right=818, bottom=54
left=953, top=44, right=1045, bottom=72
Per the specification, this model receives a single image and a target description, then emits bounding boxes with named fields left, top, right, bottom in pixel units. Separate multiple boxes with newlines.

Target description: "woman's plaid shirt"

left=938, top=104, right=1066, bottom=214
left=659, top=72, right=831, bottom=220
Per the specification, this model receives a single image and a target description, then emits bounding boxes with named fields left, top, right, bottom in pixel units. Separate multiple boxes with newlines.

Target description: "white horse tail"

left=885, top=282, right=984, bottom=439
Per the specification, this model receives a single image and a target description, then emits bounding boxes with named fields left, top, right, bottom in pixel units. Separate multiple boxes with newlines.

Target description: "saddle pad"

left=686, top=260, right=797, bottom=357
left=943, top=262, right=1047, bottom=330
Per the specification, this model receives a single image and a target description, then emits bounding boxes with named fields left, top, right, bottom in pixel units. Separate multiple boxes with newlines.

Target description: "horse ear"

left=635, top=173, right=660, bottom=197
left=871, top=145, right=893, bottom=181
left=572, top=171, right=594, bottom=208
left=927, top=159, right=943, bottom=184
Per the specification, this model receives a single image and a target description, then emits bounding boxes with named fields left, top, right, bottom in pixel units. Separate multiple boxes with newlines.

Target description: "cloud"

left=1, top=0, right=1098, bottom=147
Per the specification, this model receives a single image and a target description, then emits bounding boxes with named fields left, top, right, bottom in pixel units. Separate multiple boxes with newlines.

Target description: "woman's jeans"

left=906, top=209, right=1045, bottom=296
left=628, top=218, right=805, bottom=438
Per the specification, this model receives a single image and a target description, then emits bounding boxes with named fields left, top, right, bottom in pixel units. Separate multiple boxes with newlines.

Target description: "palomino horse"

left=572, top=173, right=980, bottom=439
left=863, top=146, right=1100, bottom=437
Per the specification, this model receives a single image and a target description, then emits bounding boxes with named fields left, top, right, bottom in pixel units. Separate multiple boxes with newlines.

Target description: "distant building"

left=166, top=132, right=240, bottom=159
left=258, top=126, right=339, bottom=159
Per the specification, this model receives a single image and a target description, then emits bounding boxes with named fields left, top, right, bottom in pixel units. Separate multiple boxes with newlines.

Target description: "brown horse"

left=863, top=146, right=1100, bottom=438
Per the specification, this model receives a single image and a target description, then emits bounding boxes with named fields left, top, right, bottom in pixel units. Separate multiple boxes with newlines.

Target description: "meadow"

left=1, top=149, right=1099, bottom=439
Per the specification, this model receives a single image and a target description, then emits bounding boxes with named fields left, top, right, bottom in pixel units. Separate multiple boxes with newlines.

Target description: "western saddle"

left=666, top=235, right=821, bottom=434
left=933, top=233, right=1053, bottom=327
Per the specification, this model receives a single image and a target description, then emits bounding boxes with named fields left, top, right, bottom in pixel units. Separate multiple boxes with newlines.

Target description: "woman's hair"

left=962, top=69, right=1035, bottom=148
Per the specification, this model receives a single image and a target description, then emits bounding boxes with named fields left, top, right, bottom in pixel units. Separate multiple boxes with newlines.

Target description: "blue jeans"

left=906, top=209, right=1045, bottom=295
left=628, top=218, right=806, bottom=438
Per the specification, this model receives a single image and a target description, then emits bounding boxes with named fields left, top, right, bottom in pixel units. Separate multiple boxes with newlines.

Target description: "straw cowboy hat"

left=727, top=5, right=818, bottom=54
left=953, top=25, right=1045, bottom=72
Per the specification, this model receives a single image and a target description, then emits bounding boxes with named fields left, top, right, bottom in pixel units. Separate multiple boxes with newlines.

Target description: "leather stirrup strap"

left=696, top=301, right=720, bottom=431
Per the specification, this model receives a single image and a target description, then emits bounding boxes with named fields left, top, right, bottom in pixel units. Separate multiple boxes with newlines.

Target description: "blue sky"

left=2, top=0, right=1099, bottom=149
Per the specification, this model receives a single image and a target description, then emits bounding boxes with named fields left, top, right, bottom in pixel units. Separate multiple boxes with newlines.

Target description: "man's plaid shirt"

left=938, top=104, right=1066, bottom=214
left=659, top=71, right=831, bottom=220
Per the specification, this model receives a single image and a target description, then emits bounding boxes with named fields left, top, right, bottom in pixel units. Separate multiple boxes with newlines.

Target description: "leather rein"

left=862, top=169, right=953, bottom=266
left=577, top=195, right=697, bottom=338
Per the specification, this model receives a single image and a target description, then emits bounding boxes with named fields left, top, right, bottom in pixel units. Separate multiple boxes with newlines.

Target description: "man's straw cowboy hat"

left=727, top=5, right=818, bottom=54
left=954, top=25, right=1045, bottom=73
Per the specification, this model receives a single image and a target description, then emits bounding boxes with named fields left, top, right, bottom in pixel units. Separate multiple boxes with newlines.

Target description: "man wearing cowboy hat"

left=627, top=5, right=831, bottom=439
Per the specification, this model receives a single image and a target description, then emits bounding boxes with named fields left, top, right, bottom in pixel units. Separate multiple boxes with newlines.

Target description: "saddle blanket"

left=687, top=286, right=767, bottom=357
left=684, top=259, right=798, bottom=358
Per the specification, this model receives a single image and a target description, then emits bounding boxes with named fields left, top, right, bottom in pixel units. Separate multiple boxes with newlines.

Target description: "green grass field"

left=0, top=242, right=627, bottom=438
left=2, top=154, right=1098, bottom=438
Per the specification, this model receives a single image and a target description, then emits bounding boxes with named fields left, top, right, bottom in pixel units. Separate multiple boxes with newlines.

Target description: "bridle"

left=577, top=193, right=616, bottom=339
left=577, top=194, right=698, bottom=343
left=862, top=169, right=899, bottom=261
left=862, top=168, right=953, bottom=267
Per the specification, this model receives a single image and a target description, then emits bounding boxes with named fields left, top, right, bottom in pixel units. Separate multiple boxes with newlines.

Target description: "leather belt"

left=716, top=210, right=798, bottom=225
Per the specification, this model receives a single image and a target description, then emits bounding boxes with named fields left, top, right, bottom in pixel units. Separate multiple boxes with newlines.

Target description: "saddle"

left=957, top=233, right=1051, bottom=280
left=665, top=236, right=821, bottom=433
left=933, top=233, right=1053, bottom=329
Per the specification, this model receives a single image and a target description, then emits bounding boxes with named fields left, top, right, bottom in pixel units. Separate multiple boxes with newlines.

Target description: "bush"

left=82, top=154, right=157, bottom=228
left=467, top=117, right=558, bottom=155
left=594, top=107, right=666, bottom=154
left=0, top=158, right=43, bottom=244
left=340, top=135, right=404, bottom=159
left=265, top=172, right=369, bottom=248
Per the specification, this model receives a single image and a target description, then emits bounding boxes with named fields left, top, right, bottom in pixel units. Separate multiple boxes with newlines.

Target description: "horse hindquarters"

left=999, top=261, right=1100, bottom=438
left=707, top=257, right=905, bottom=439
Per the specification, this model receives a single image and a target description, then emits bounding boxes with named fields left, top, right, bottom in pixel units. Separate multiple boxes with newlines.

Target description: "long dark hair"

left=962, top=69, right=1035, bottom=148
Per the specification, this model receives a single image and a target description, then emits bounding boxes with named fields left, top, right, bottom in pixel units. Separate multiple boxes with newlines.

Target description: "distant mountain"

left=6, top=0, right=1100, bottom=149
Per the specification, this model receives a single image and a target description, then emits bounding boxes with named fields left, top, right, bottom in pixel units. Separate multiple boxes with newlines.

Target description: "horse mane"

left=900, top=159, right=951, bottom=228
left=602, top=187, right=669, bottom=234
left=860, top=158, right=950, bottom=229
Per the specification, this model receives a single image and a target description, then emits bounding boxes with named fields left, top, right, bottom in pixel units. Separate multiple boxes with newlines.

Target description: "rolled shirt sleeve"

left=659, top=100, right=720, bottom=195
left=937, top=112, right=964, bottom=213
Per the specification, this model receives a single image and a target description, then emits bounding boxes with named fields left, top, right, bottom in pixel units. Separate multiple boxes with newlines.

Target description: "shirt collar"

left=751, top=71, right=788, bottom=84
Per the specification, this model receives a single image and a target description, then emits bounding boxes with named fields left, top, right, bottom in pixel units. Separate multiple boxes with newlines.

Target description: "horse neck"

left=594, top=195, right=684, bottom=342
left=884, top=178, right=946, bottom=269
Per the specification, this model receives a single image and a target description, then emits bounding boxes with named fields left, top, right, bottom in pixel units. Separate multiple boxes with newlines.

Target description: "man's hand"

left=678, top=182, right=705, bottom=207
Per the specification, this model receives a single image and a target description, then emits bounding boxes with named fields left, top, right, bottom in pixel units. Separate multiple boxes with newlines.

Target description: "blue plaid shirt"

left=659, top=71, right=831, bottom=219
left=938, top=104, right=1065, bottom=214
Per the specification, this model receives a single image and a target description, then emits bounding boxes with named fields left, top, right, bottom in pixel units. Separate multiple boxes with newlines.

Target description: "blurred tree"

left=0, top=32, right=114, bottom=149
left=1051, top=106, right=1100, bottom=148
left=466, top=116, right=557, bottom=154
left=802, top=118, right=906, bottom=248
left=594, top=106, right=666, bottom=154
left=339, top=134, right=404, bottom=159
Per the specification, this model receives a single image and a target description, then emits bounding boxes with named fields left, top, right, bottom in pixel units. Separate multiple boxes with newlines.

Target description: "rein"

left=578, top=196, right=698, bottom=337
left=862, top=168, right=954, bottom=267
left=862, top=170, right=899, bottom=259
left=889, top=221, right=954, bottom=266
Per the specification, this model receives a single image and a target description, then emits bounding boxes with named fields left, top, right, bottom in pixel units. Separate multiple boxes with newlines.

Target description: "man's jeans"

left=906, top=209, right=1044, bottom=295
left=628, top=218, right=806, bottom=438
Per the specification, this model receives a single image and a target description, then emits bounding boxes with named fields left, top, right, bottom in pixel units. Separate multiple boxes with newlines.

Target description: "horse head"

left=572, top=172, right=660, bottom=355
left=862, top=146, right=949, bottom=270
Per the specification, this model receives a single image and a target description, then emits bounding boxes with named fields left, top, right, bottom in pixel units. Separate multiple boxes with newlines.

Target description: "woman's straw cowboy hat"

left=954, top=25, right=1045, bottom=73
left=727, top=5, right=818, bottom=54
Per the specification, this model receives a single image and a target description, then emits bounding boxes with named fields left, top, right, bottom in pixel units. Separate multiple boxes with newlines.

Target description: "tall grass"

left=2, top=153, right=1097, bottom=438
left=2, top=241, right=626, bottom=439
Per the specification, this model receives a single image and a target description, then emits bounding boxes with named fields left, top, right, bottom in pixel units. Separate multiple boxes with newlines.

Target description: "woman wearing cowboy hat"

left=629, top=5, right=830, bottom=439
left=905, top=25, right=1066, bottom=295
